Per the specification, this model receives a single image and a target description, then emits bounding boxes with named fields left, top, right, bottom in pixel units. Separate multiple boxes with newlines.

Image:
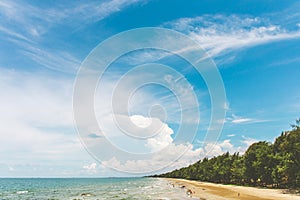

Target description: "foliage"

left=152, top=119, right=300, bottom=188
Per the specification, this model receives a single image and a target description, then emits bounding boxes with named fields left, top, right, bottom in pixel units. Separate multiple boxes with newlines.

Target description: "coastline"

left=163, top=178, right=300, bottom=200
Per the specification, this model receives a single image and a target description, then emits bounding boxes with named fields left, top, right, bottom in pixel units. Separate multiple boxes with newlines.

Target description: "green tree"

left=244, top=141, right=274, bottom=186
left=273, top=122, right=300, bottom=188
left=231, top=153, right=245, bottom=184
left=154, top=118, right=300, bottom=188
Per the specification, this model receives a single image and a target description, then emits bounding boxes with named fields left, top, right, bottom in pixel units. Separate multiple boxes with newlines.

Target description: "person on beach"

left=187, top=189, right=193, bottom=197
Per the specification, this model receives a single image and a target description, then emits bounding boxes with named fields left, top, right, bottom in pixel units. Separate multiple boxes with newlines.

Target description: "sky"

left=0, top=0, right=300, bottom=177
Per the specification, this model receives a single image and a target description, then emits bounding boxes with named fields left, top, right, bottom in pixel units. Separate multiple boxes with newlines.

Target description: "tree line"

left=152, top=119, right=300, bottom=188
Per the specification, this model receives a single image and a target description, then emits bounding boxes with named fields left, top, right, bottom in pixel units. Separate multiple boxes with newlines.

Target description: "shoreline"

left=163, top=178, right=300, bottom=200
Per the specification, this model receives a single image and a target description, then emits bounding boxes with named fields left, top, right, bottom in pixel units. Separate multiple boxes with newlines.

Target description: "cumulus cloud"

left=241, top=136, right=258, bottom=147
left=89, top=114, right=177, bottom=155
left=99, top=114, right=256, bottom=174
left=130, top=115, right=153, bottom=128
left=140, top=117, right=174, bottom=152
left=201, top=137, right=258, bottom=157
left=0, top=66, right=255, bottom=176
left=93, top=114, right=202, bottom=173
left=83, top=163, right=97, bottom=174
left=198, top=139, right=235, bottom=157
left=102, top=142, right=203, bottom=173
left=101, top=136, right=258, bottom=174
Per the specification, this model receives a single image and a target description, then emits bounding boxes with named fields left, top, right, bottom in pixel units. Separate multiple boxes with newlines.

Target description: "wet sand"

left=165, top=178, right=300, bottom=200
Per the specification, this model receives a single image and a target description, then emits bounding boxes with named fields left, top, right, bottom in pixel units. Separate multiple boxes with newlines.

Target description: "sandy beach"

left=165, top=178, right=300, bottom=200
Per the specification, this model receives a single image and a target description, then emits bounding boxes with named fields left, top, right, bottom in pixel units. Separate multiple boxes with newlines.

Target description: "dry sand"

left=165, top=178, right=300, bottom=200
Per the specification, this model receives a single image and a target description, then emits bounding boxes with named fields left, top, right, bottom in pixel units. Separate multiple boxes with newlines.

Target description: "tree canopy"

left=152, top=119, right=300, bottom=188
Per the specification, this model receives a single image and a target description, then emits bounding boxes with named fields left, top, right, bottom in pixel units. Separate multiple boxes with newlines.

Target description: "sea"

left=0, top=177, right=199, bottom=200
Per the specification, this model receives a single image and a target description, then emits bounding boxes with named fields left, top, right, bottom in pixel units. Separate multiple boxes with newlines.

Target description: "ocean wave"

left=16, top=190, right=28, bottom=194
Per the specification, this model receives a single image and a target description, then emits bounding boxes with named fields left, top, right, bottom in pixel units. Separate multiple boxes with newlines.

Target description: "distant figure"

left=187, top=189, right=193, bottom=197
left=238, top=192, right=240, bottom=197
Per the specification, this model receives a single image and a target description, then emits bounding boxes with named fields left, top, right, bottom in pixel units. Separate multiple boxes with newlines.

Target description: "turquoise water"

left=0, top=178, right=198, bottom=200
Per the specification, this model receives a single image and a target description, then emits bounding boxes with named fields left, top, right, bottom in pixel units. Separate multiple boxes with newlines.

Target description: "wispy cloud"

left=163, top=14, right=300, bottom=60
left=0, top=0, right=146, bottom=73
left=232, top=118, right=253, bottom=124
left=0, top=0, right=145, bottom=37
left=0, top=25, right=31, bottom=41
left=0, top=0, right=58, bottom=38
left=227, top=114, right=268, bottom=124
left=0, top=69, right=78, bottom=165
left=72, top=0, right=146, bottom=24
left=19, top=42, right=81, bottom=73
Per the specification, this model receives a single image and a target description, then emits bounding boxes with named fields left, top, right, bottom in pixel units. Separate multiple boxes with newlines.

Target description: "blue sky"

left=0, top=0, right=300, bottom=177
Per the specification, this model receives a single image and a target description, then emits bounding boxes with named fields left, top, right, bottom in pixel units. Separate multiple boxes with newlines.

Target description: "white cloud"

left=99, top=113, right=259, bottom=173
left=102, top=136, right=259, bottom=174
left=0, top=0, right=57, bottom=38
left=241, top=136, right=258, bottom=147
left=196, top=137, right=259, bottom=157
left=102, top=142, right=203, bottom=173
left=0, top=0, right=145, bottom=37
left=201, top=139, right=235, bottom=157
left=226, top=114, right=267, bottom=124
left=82, top=70, right=204, bottom=173
left=0, top=25, right=31, bottom=41
left=92, top=96, right=202, bottom=173
left=0, top=66, right=257, bottom=176
left=0, top=68, right=92, bottom=169
left=164, top=15, right=300, bottom=59
left=72, top=68, right=202, bottom=173
left=142, top=118, right=174, bottom=151
left=0, top=0, right=146, bottom=74
left=8, top=166, right=15, bottom=172
left=93, top=65, right=200, bottom=126
left=232, top=118, right=253, bottom=124
left=92, top=114, right=176, bottom=154
left=19, top=42, right=81, bottom=73
left=224, top=101, right=230, bottom=110
left=130, top=115, right=153, bottom=128
left=117, top=50, right=172, bottom=66
left=79, top=0, right=145, bottom=23
left=0, top=68, right=73, bottom=127
left=83, top=163, right=97, bottom=174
